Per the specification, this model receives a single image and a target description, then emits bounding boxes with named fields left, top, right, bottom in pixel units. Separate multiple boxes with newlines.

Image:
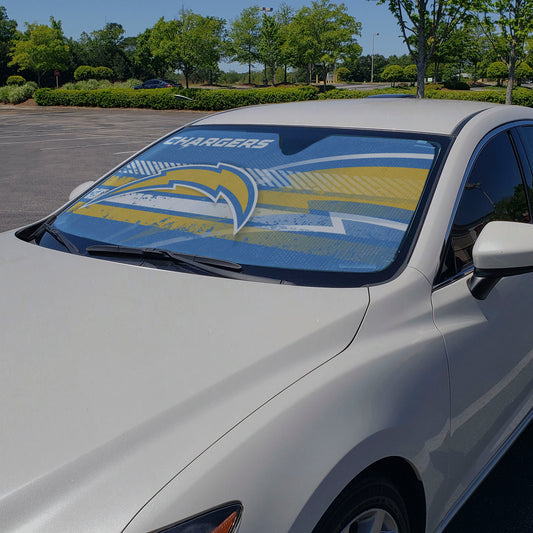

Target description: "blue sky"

left=1, top=0, right=407, bottom=68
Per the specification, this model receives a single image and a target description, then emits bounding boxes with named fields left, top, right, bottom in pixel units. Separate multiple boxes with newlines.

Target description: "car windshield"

left=40, top=125, right=446, bottom=285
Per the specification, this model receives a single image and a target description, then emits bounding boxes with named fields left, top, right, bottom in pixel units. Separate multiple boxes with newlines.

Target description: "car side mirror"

left=468, top=221, right=533, bottom=300
left=69, top=181, right=95, bottom=201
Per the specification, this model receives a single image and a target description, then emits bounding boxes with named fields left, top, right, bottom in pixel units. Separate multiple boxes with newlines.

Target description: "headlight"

left=154, top=502, right=243, bottom=533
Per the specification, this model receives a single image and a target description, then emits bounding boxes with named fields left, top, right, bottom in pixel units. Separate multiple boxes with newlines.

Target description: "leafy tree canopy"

left=148, top=11, right=225, bottom=88
left=77, top=22, right=131, bottom=79
left=9, top=17, right=69, bottom=86
left=287, top=0, right=361, bottom=89
left=381, top=64, right=404, bottom=86
left=376, top=0, right=481, bottom=97
left=0, top=6, right=18, bottom=84
left=479, top=0, right=533, bottom=103
left=226, top=6, right=261, bottom=84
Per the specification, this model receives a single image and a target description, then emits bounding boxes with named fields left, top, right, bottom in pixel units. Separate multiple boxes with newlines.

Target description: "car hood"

left=0, top=231, right=369, bottom=532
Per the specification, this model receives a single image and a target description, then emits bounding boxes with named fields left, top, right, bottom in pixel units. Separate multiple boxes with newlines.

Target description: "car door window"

left=517, top=126, right=533, bottom=190
left=436, top=130, right=530, bottom=284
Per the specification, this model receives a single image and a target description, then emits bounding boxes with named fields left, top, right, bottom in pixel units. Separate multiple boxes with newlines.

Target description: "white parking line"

left=40, top=141, right=148, bottom=151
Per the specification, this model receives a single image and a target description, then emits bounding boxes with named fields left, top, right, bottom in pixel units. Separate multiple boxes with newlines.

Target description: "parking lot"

left=0, top=106, right=211, bottom=231
left=1, top=105, right=533, bottom=531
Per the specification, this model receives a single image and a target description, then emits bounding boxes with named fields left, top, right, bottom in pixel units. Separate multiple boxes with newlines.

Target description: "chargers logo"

left=83, top=163, right=258, bottom=234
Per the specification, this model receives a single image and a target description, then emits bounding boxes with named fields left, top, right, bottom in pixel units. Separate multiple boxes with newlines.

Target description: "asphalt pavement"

left=0, top=105, right=211, bottom=231
left=1, top=105, right=532, bottom=532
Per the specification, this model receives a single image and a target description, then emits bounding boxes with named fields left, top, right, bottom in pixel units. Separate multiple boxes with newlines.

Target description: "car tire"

left=312, top=476, right=411, bottom=533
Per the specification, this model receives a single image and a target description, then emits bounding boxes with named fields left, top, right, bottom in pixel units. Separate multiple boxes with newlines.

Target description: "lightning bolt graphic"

left=82, top=163, right=258, bottom=235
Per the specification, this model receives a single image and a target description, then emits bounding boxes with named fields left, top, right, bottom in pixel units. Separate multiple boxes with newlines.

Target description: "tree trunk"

left=416, top=2, right=427, bottom=98
left=248, top=61, right=252, bottom=85
left=506, top=45, right=517, bottom=105
left=416, top=56, right=427, bottom=98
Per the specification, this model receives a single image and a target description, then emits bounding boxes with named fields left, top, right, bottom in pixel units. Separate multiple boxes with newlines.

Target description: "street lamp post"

left=259, top=7, right=273, bottom=86
left=371, top=32, right=379, bottom=84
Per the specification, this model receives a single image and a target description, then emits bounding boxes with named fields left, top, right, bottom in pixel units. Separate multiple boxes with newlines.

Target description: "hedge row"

left=32, top=84, right=533, bottom=110
left=425, top=87, right=533, bottom=107
left=319, top=87, right=415, bottom=100
left=320, top=86, right=533, bottom=107
left=34, top=85, right=320, bottom=111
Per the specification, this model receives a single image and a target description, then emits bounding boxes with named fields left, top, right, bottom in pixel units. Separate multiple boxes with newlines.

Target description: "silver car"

left=2, top=99, right=533, bottom=533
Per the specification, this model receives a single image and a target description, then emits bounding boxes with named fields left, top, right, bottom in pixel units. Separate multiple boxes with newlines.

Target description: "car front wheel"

left=313, top=477, right=410, bottom=533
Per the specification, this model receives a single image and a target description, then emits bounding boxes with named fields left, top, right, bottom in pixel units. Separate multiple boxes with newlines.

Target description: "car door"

left=432, top=127, right=533, bottom=503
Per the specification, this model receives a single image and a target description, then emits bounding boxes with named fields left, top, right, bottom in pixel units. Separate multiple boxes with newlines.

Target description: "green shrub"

left=0, top=86, right=9, bottom=103
left=0, top=82, right=38, bottom=104
left=336, top=67, right=351, bottom=82
left=94, top=66, right=114, bottom=80
left=486, top=61, right=508, bottom=85
left=381, top=65, right=405, bottom=86
left=443, top=79, right=470, bottom=90
left=426, top=89, right=505, bottom=104
left=117, top=78, right=143, bottom=88
left=319, top=87, right=415, bottom=100
left=6, top=75, right=26, bottom=86
left=74, top=65, right=114, bottom=81
left=403, top=65, right=417, bottom=84
left=35, top=85, right=320, bottom=110
left=515, top=63, right=533, bottom=84
left=6, top=86, right=27, bottom=104
left=20, top=82, right=37, bottom=99
left=36, top=84, right=533, bottom=109
left=74, top=65, right=94, bottom=81
left=319, top=88, right=363, bottom=99
left=63, top=79, right=112, bottom=91
left=425, top=83, right=444, bottom=91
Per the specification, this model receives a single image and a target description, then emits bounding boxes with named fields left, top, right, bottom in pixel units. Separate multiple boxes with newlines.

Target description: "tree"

left=515, top=62, right=533, bottom=85
left=486, top=60, right=509, bottom=85
left=345, top=53, right=387, bottom=82
left=376, top=0, right=480, bottom=98
left=147, top=12, right=224, bottom=89
left=287, top=0, right=361, bottom=90
left=226, top=7, right=261, bottom=85
left=258, top=11, right=282, bottom=85
left=336, top=65, right=351, bottom=81
left=0, top=6, right=17, bottom=85
left=9, top=17, right=69, bottom=86
left=403, top=64, right=418, bottom=84
left=479, top=0, right=533, bottom=104
left=276, top=3, right=295, bottom=83
left=381, top=64, right=405, bottom=86
left=77, top=23, right=131, bottom=80
left=135, top=27, right=168, bottom=79
left=386, top=53, right=413, bottom=67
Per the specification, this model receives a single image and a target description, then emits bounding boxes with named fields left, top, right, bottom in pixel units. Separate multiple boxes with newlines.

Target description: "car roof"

left=194, top=98, right=530, bottom=136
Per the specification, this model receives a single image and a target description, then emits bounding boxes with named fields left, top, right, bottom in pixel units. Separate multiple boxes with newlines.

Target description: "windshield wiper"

left=85, top=245, right=284, bottom=284
left=40, top=224, right=80, bottom=254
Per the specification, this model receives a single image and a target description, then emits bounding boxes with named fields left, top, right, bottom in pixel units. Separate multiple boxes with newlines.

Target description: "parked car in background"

left=134, top=78, right=183, bottom=89
left=3, top=99, right=533, bottom=533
